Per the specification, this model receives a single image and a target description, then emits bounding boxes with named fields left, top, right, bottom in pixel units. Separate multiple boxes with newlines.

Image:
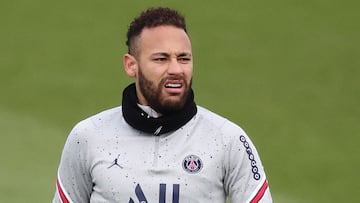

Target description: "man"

left=53, top=7, right=272, bottom=203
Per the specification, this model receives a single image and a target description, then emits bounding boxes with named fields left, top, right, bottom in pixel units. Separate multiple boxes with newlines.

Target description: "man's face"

left=132, top=25, right=193, bottom=114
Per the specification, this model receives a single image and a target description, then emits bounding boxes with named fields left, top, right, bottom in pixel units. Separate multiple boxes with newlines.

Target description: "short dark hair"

left=126, top=7, right=187, bottom=55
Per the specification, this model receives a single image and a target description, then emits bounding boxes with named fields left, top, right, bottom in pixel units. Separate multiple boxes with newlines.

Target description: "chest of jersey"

left=88, top=120, right=227, bottom=203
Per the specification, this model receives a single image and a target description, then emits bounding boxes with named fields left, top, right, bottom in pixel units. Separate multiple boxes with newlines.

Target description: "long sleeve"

left=223, top=124, right=272, bottom=203
left=53, top=121, right=93, bottom=203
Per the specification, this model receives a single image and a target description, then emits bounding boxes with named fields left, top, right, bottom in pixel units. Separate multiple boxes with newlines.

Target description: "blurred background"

left=1, top=0, right=359, bottom=202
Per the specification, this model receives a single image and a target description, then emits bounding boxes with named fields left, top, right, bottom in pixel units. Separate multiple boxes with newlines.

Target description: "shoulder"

left=193, top=106, right=252, bottom=151
left=61, top=106, right=125, bottom=159
left=88, top=106, right=123, bottom=124
left=66, top=106, right=124, bottom=141
left=74, top=106, right=123, bottom=130
left=196, top=106, right=247, bottom=136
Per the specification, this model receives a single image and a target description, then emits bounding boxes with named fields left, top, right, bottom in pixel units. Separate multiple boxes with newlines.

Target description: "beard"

left=138, top=68, right=192, bottom=115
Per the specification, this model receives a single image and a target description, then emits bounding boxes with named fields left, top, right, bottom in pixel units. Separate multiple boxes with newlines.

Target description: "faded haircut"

left=126, top=7, right=187, bottom=56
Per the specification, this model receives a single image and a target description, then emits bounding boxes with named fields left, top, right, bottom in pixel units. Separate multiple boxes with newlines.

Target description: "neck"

left=137, top=104, right=161, bottom=118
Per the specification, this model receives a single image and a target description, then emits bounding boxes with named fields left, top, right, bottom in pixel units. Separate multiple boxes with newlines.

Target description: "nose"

left=167, top=58, right=183, bottom=75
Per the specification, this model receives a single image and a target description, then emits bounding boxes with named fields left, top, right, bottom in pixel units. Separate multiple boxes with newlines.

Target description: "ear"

left=123, top=53, right=137, bottom=78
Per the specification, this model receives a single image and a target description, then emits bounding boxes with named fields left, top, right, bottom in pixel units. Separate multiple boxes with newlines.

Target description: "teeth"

left=166, top=83, right=181, bottom=88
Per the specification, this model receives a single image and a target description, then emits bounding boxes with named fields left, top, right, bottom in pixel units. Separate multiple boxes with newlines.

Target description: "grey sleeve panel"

left=221, top=122, right=272, bottom=202
left=53, top=120, right=94, bottom=203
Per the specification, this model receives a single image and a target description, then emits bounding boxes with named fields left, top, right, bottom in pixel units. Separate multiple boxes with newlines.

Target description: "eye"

left=153, top=57, right=167, bottom=62
left=178, top=57, right=191, bottom=63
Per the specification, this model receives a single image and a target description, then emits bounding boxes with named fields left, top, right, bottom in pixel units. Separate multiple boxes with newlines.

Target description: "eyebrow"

left=151, top=52, right=192, bottom=57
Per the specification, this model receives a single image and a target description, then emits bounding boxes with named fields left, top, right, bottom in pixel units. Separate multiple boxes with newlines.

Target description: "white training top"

left=53, top=106, right=272, bottom=203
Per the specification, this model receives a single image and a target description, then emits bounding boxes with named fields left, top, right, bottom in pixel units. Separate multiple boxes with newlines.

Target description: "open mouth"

left=164, top=80, right=184, bottom=94
left=165, top=79, right=183, bottom=88
left=165, top=83, right=182, bottom=88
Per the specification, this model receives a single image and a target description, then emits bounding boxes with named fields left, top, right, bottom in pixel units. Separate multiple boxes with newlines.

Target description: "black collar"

left=122, top=83, right=197, bottom=135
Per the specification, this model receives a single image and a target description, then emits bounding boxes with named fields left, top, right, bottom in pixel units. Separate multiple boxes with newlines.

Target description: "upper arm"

left=53, top=121, right=93, bottom=203
left=223, top=125, right=272, bottom=203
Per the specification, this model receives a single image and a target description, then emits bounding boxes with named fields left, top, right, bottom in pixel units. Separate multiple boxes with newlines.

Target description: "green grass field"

left=1, top=0, right=359, bottom=202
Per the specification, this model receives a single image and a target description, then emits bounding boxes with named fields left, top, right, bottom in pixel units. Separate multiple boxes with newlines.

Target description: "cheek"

left=138, top=65, right=163, bottom=80
left=184, top=66, right=193, bottom=80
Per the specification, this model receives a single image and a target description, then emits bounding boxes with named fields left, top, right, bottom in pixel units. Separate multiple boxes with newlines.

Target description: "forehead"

left=137, top=25, right=192, bottom=55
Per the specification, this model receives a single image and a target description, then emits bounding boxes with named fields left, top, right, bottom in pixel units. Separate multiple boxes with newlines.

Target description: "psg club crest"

left=182, top=154, right=203, bottom=174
